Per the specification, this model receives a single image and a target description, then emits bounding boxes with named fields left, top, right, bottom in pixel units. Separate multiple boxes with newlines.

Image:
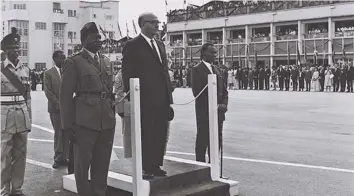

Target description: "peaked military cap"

left=1, top=28, right=21, bottom=51
left=80, top=22, right=99, bottom=41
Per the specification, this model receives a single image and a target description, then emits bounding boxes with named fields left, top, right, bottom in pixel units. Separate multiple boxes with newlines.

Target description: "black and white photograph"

left=1, top=0, right=353, bottom=196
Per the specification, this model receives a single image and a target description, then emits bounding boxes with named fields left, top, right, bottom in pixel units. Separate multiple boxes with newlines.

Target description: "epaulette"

left=101, top=54, right=110, bottom=61
left=68, top=51, right=81, bottom=58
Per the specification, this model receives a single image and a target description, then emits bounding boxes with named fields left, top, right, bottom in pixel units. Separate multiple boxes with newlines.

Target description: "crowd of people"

left=226, top=64, right=354, bottom=92
left=169, top=63, right=354, bottom=93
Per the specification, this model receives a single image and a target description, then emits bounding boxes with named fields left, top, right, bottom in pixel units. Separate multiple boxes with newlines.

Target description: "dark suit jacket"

left=191, top=62, right=228, bottom=122
left=44, top=67, right=61, bottom=113
left=122, top=34, right=173, bottom=107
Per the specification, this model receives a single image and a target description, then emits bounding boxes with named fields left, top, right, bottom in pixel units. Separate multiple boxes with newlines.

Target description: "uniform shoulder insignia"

left=69, top=51, right=81, bottom=58
left=102, top=54, right=110, bottom=60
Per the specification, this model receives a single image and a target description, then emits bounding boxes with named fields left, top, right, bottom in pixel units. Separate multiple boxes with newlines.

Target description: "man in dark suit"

left=44, top=50, right=69, bottom=169
left=191, top=43, right=228, bottom=163
left=277, top=66, right=285, bottom=91
left=60, top=22, right=116, bottom=196
left=253, top=67, right=259, bottom=90
left=347, top=65, right=354, bottom=92
left=304, top=67, right=312, bottom=91
left=259, top=67, right=265, bottom=90
left=284, top=66, right=291, bottom=91
left=333, top=65, right=341, bottom=92
left=122, top=13, right=173, bottom=180
left=291, top=66, right=299, bottom=91
left=248, top=68, right=254, bottom=90
left=243, top=68, right=249, bottom=89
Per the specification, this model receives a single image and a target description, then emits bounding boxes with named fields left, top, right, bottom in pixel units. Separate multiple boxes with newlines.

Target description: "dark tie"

left=150, top=39, right=161, bottom=63
left=93, top=54, right=100, bottom=69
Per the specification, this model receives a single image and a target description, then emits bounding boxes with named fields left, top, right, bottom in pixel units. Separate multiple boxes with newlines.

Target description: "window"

left=68, top=31, right=76, bottom=40
left=53, top=23, right=65, bottom=51
left=93, top=14, right=96, bottom=18
left=68, top=10, right=76, bottom=17
left=35, top=22, right=46, bottom=30
left=2, top=5, right=5, bottom=11
left=105, top=15, right=113, bottom=20
left=53, top=2, right=63, bottom=13
left=35, top=63, right=46, bottom=71
left=108, top=31, right=114, bottom=39
left=13, top=4, right=26, bottom=10
left=20, top=42, right=28, bottom=57
left=8, top=20, right=29, bottom=37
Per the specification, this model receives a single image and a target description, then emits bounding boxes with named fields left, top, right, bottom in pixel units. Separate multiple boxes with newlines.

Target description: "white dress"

left=227, top=70, right=233, bottom=84
left=324, top=70, right=333, bottom=87
left=312, top=71, right=320, bottom=92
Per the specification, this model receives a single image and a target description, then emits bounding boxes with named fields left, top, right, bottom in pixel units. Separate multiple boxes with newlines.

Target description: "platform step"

left=63, top=157, right=240, bottom=196
left=155, top=180, right=230, bottom=196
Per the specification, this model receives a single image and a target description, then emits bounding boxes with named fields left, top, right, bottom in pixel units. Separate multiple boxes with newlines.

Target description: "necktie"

left=94, top=54, right=99, bottom=63
left=93, top=54, right=100, bottom=69
left=150, top=39, right=161, bottom=63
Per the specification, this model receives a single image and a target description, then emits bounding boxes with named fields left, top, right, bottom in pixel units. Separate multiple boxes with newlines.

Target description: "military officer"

left=59, top=22, right=116, bottom=196
left=1, top=30, right=31, bottom=196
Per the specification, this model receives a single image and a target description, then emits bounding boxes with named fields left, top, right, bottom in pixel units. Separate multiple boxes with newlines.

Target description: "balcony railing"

left=207, top=39, right=222, bottom=44
left=335, top=31, right=354, bottom=37
left=167, top=1, right=351, bottom=23
left=304, top=33, right=328, bottom=39
left=251, top=36, right=270, bottom=42
left=228, top=38, right=245, bottom=43
left=53, top=8, right=64, bottom=14
left=276, top=34, right=298, bottom=40
left=187, top=40, right=202, bottom=46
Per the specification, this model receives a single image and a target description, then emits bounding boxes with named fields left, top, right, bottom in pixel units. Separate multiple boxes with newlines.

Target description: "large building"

left=1, top=0, right=119, bottom=70
left=166, top=1, right=354, bottom=68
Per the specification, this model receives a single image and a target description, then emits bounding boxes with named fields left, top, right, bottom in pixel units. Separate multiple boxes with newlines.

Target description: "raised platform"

left=63, top=156, right=239, bottom=196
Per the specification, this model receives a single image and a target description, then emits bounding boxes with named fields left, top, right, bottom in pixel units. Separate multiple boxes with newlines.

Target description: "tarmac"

left=23, top=88, right=354, bottom=196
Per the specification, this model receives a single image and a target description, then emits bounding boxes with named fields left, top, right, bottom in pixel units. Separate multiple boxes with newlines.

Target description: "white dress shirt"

left=54, top=65, right=61, bottom=79
left=141, top=33, right=162, bottom=63
left=202, top=60, right=213, bottom=74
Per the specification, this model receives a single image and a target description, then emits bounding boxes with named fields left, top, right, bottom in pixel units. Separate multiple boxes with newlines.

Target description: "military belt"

left=1, top=95, right=26, bottom=105
left=76, top=92, right=113, bottom=100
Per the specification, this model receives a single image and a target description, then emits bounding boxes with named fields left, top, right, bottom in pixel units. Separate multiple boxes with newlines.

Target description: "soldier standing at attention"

left=1, top=30, right=31, bottom=196
left=59, top=22, right=116, bottom=196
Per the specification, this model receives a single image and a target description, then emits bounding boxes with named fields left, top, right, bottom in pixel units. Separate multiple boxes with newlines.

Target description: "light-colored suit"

left=44, top=66, right=68, bottom=163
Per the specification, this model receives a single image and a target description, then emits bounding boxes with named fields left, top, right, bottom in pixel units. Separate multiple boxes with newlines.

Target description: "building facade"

left=166, top=1, right=354, bottom=68
left=1, top=0, right=119, bottom=70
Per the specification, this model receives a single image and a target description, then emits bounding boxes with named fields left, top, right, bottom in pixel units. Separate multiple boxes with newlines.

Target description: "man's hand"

left=218, top=104, right=228, bottom=113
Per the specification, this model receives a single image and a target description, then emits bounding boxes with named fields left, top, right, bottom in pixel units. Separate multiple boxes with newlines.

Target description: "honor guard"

left=1, top=28, right=31, bottom=196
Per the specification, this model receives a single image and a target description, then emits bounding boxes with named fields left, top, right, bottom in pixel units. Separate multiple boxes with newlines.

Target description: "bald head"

left=138, top=12, right=160, bottom=38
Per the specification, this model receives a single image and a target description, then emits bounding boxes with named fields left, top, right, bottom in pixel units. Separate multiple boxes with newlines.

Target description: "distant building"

left=166, top=1, right=354, bottom=68
left=1, top=0, right=120, bottom=70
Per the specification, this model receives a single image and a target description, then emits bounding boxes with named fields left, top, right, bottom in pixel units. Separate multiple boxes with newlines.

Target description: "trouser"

left=265, top=78, right=270, bottom=90
left=333, top=79, right=339, bottom=92
left=320, top=79, right=325, bottom=91
left=254, top=79, right=259, bottom=90
left=292, top=79, right=298, bottom=91
left=285, top=78, right=290, bottom=90
left=347, top=79, right=353, bottom=92
left=164, top=121, right=171, bottom=155
left=49, top=112, right=69, bottom=163
left=1, top=132, right=28, bottom=196
left=73, top=125, right=115, bottom=196
left=259, top=78, right=264, bottom=90
left=122, top=116, right=132, bottom=158
left=340, top=80, right=346, bottom=92
left=243, top=79, right=248, bottom=89
left=279, top=78, right=284, bottom=90
left=249, top=79, right=253, bottom=90
left=195, top=119, right=223, bottom=163
left=306, top=79, right=311, bottom=91
left=141, top=104, right=169, bottom=172
left=238, top=79, right=243, bottom=89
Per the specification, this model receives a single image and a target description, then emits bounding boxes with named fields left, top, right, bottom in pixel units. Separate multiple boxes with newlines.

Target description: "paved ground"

left=23, top=88, right=354, bottom=196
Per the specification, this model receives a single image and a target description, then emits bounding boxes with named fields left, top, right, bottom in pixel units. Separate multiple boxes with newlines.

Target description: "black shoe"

left=142, top=171, right=154, bottom=180
left=152, top=167, right=167, bottom=177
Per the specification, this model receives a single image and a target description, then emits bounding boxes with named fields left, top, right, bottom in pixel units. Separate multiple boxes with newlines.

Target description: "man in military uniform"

left=59, top=22, right=116, bottom=196
left=1, top=29, right=31, bottom=196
